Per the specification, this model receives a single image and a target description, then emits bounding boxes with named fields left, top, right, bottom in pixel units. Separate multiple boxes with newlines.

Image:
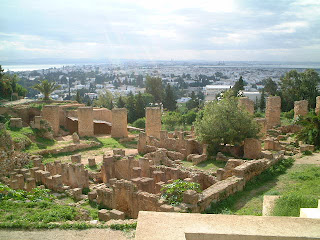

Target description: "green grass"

left=97, top=137, right=126, bottom=148
left=7, top=126, right=33, bottom=144
left=182, top=158, right=226, bottom=171
left=204, top=158, right=295, bottom=216
left=272, top=165, right=320, bottom=216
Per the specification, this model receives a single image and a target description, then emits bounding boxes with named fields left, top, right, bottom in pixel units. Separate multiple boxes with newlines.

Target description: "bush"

left=161, top=179, right=201, bottom=205
left=162, top=111, right=183, bottom=131
left=132, top=117, right=145, bottom=129
left=283, top=109, right=294, bottom=119
left=194, top=97, right=260, bottom=152
left=296, top=112, right=320, bottom=148
left=182, top=110, right=197, bottom=125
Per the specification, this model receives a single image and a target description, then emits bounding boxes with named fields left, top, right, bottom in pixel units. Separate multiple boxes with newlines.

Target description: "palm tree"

left=33, top=80, right=61, bottom=101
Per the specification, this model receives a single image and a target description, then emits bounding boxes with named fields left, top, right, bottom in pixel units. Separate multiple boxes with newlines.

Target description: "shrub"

left=283, top=109, right=294, bottom=119
left=182, top=110, right=197, bottom=125
left=132, top=117, right=145, bottom=129
left=161, top=179, right=201, bottom=205
left=296, top=112, right=320, bottom=148
left=194, top=97, right=260, bottom=153
left=162, top=111, right=183, bottom=131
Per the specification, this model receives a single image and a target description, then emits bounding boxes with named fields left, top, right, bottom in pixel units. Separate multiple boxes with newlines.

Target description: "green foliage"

left=132, top=117, right=145, bottom=129
left=116, top=95, right=126, bottom=108
left=33, top=79, right=61, bottom=101
left=194, top=97, right=260, bottom=151
left=259, top=88, right=266, bottom=111
left=145, top=76, right=163, bottom=103
left=254, top=111, right=264, bottom=118
left=302, top=150, right=313, bottom=156
left=205, top=158, right=294, bottom=214
left=186, top=91, right=200, bottom=110
left=29, top=103, right=45, bottom=110
left=163, top=84, right=177, bottom=111
left=296, top=112, right=320, bottom=148
left=109, top=223, right=137, bottom=231
left=182, top=110, right=197, bottom=125
left=263, top=77, right=278, bottom=96
left=279, top=69, right=320, bottom=111
left=161, top=179, right=201, bottom=205
left=162, top=111, right=183, bottom=131
left=0, top=71, right=27, bottom=100
left=94, top=90, right=114, bottom=109
left=232, top=76, right=244, bottom=96
left=283, top=109, right=294, bottom=119
left=0, top=113, right=12, bottom=124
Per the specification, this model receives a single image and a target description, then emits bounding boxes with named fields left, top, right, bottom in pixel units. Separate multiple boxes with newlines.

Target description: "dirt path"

left=0, top=229, right=134, bottom=240
left=293, top=152, right=320, bottom=165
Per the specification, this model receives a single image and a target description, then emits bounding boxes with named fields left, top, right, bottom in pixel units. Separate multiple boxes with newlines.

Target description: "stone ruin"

left=294, top=100, right=308, bottom=119
left=238, top=97, right=254, bottom=115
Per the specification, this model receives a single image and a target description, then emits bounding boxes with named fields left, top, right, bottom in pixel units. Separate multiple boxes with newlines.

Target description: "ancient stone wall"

left=77, top=107, right=94, bottom=137
left=145, top=107, right=161, bottom=139
left=59, top=104, right=85, bottom=127
left=294, top=100, right=308, bottom=119
left=93, top=108, right=112, bottom=122
left=111, top=108, right=128, bottom=138
left=238, top=97, right=254, bottom=115
left=42, top=105, right=60, bottom=136
left=265, top=96, right=281, bottom=129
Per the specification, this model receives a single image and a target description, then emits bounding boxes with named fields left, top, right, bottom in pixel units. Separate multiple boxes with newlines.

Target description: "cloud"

left=0, top=0, right=320, bottom=62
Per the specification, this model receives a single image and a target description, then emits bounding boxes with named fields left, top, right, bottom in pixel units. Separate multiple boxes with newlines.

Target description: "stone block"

left=109, top=209, right=125, bottom=220
left=265, top=96, right=281, bottom=129
left=88, top=191, right=97, bottom=201
left=98, top=209, right=110, bottom=222
left=42, top=105, right=60, bottom=136
left=88, top=158, right=96, bottom=167
left=113, top=149, right=125, bottom=157
left=72, top=132, right=80, bottom=144
left=294, top=100, right=308, bottom=119
left=25, top=178, right=36, bottom=192
left=146, top=107, right=161, bottom=139
left=183, top=190, right=199, bottom=205
left=10, top=118, right=23, bottom=128
left=71, top=154, right=81, bottom=163
left=244, top=138, right=261, bottom=159
left=78, top=107, right=94, bottom=137
left=239, top=97, right=254, bottom=115
left=111, top=108, right=128, bottom=138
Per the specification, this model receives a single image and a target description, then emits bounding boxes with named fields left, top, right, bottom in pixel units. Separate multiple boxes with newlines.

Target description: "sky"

left=1, top=0, right=320, bottom=63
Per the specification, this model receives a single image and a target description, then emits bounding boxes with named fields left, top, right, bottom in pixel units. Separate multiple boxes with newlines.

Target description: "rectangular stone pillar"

left=77, top=107, right=94, bottom=137
left=34, top=116, right=42, bottom=129
left=26, top=178, right=36, bottom=192
left=244, top=138, right=262, bottom=159
left=238, top=97, right=254, bottom=115
left=111, top=108, right=128, bottom=138
left=42, top=105, right=60, bottom=136
left=316, top=96, right=320, bottom=115
left=10, top=118, right=23, bottom=128
left=294, top=100, right=308, bottom=119
left=146, top=107, right=161, bottom=139
left=265, top=96, right=281, bottom=129
left=138, top=132, right=147, bottom=154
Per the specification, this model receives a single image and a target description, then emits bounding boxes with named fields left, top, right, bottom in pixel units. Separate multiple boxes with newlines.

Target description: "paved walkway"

left=0, top=229, right=133, bottom=240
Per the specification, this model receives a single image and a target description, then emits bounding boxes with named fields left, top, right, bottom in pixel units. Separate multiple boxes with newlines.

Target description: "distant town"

left=3, top=61, right=320, bottom=104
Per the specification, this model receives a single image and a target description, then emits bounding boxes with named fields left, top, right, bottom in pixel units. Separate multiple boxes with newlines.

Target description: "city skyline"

left=1, top=0, right=320, bottom=62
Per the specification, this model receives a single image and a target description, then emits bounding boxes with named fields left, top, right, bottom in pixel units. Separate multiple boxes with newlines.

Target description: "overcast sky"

left=1, top=0, right=320, bottom=62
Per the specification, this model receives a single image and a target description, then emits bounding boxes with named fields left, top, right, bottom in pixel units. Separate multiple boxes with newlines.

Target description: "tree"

left=296, top=112, right=320, bottom=149
left=279, top=69, right=320, bottom=111
left=194, top=97, right=260, bottom=153
left=232, top=76, right=244, bottom=96
left=145, top=76, right=163, bottom=103
left=163, top=84, right=177, bottom=111
left=263, top=77, right=277, bottom=96
left=126, top=92, right=136, bottom=123
left=75, top=90, right=82, bottom=103
left=135, top=92, right=145, bottom=119
left=260, top=89, right=266, bottom=111
left=94, top=90, right=114, bottom=109
left=117, top=96, right=126, bottom=108
left=186, top=91, right=199, bottom=110
left=32, top=80, right=60, bottom=101
left=162, top=111, right=183, bottom=131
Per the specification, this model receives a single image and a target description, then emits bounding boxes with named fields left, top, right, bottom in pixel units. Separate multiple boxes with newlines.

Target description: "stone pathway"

left=0, top=229, right=134, bottom=240
left=293, top=152, right=320, bottom=165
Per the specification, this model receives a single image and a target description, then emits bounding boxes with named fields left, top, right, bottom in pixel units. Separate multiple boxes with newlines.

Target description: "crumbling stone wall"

left=42, top=105, right=60, bottom=136
left=294, top=100, right=308, bottom=119
left=78, top=107, right=94, bottom=137
left=93, top=108, right=112, bottom=123
left=59, top=103, right=85, bottom=128
left=243, top=138, right=261, bottom=159
left=111, top=108, right=128, bottom=138
left=238, top=97, right=254, bottom=115
left=145, top=107, right=161, bottom=139
left=265, top=96, right=281, bottom=129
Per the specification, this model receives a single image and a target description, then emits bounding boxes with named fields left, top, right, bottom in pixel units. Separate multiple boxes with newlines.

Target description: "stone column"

left=77, top=107, right=94, bottom=137
left=238, top=97, right=254, bottom=115
left=138, top=132, right=147, bottom=154
left=146, top=107, right=161, bottom=139
left=42, top=105, right=60, bottom=136
left=316, top=96, right=320, bottom=115
left=111, top=108, right=128, bottom=138
left=265, top=96, right=281, bottom=129
left=294, top=100, right=308, bottom=119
